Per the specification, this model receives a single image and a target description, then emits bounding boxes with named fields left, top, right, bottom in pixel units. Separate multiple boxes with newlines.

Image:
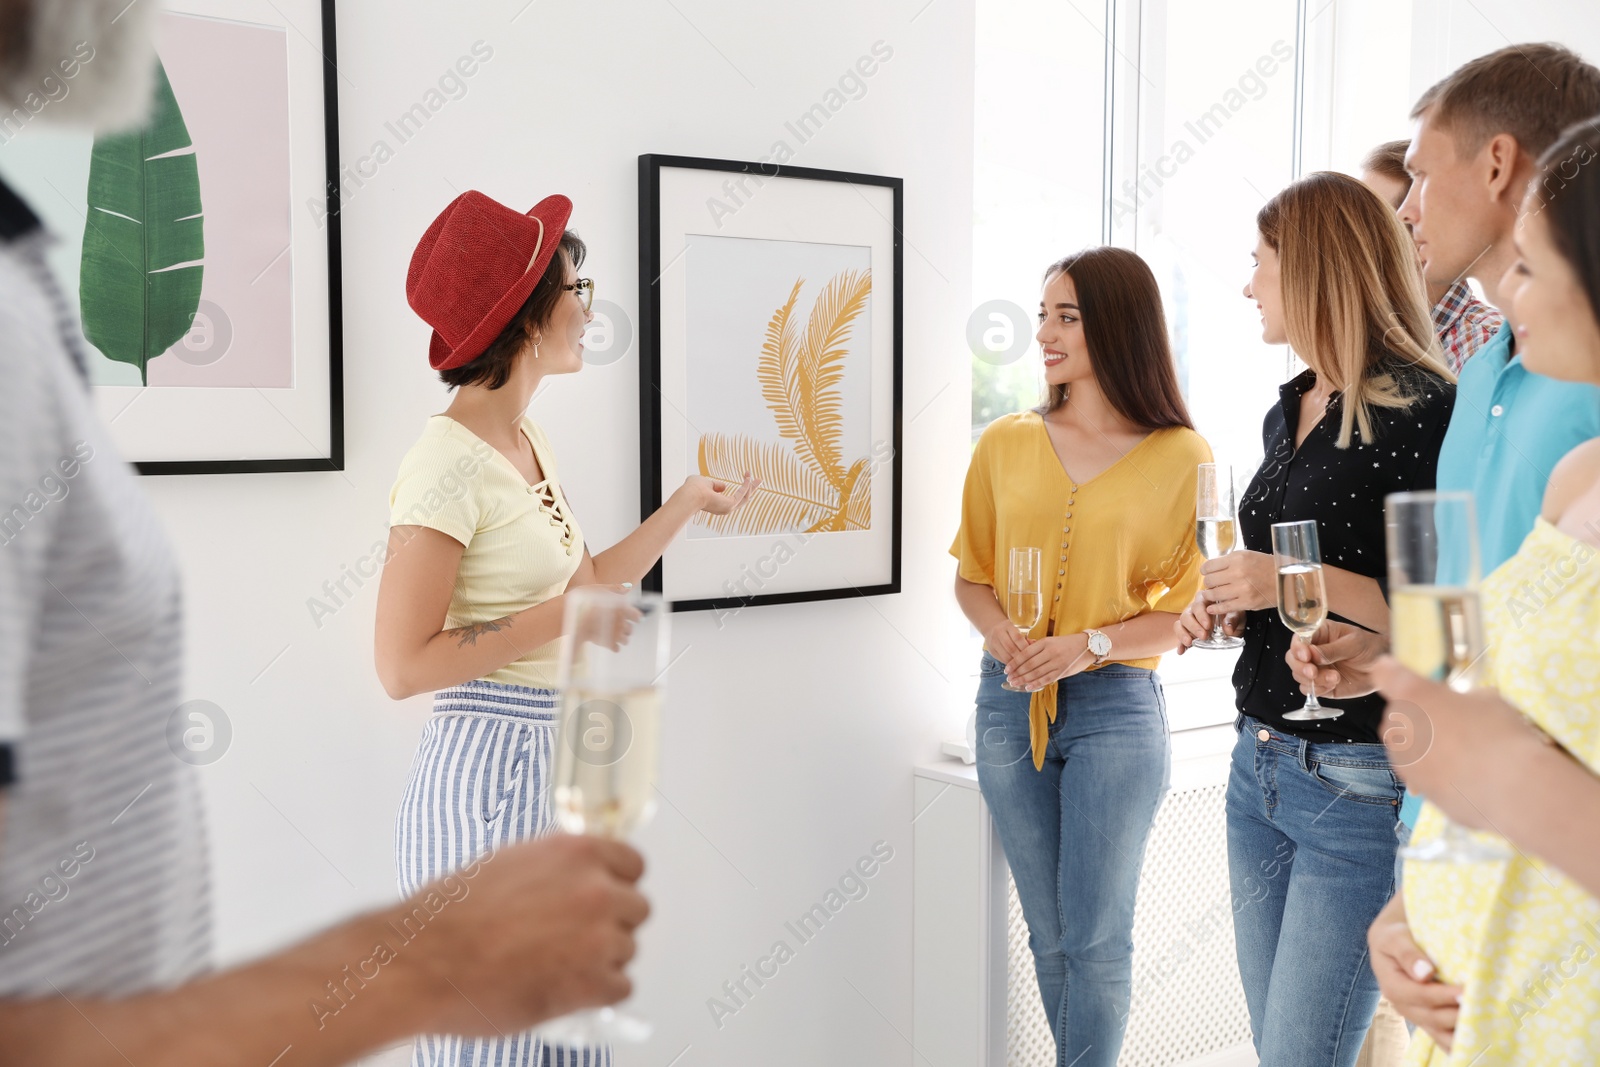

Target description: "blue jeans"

left=974, top=655, right=1170, bottom=1067
left=1226, top=715, right=1402, bottom=1067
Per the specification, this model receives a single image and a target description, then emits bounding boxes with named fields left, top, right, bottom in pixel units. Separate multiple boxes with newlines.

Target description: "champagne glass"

left=1194, top=463, right=1245, bottom=649
left=1273, top=520, right=1342, bottom=721
left=1001, top=546, right=1043, bottom=692
left=538, top=587, right=668, bottom=1047
left=1386, top=491, right=1512, bottom=863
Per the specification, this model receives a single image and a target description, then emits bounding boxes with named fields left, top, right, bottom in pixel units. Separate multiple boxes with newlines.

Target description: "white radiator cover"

left=1005, top=783, right=1252, bottom=1066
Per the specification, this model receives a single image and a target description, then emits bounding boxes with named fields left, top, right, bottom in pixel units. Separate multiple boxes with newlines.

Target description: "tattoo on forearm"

left=449, top=617, right=513, bottom=648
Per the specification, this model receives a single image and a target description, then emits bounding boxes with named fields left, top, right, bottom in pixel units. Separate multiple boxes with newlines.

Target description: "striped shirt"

left=1431, top=279, right=1504, bottom=376
left=0, top=180, right=210, bottom=996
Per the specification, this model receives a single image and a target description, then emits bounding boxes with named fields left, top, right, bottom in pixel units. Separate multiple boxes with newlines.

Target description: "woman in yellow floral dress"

left=1364, top=121, right=1600, bottom=1065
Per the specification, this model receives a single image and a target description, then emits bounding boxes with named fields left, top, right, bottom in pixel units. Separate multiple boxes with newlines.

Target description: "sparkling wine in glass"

left=1001, top=546, right=1043, bottom=692
left=1273, top=520, right=1341, bottom=721
left=1386, top=491, right=1511, bottom=864
left=539, top=587, right=668, bottom=1047
left=1194, top=463, right=1244, bottom=649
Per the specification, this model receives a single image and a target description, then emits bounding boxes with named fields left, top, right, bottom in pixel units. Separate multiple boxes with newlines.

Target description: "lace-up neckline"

left=435, top=415, right=577, bottom=554
left=528, top=479, right=575, bottom=551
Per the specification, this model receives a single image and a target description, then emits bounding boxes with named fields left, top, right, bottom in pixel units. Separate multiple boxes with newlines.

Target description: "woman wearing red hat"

left=374, top=191, right=756, bottom=1067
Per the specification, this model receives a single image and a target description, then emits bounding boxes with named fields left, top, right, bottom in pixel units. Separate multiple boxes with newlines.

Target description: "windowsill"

left=1159, top=647, right=1240, bottom=734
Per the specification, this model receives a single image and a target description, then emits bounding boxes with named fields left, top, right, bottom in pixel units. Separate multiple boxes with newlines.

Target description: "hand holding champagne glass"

left=1386, top=490, right=1511, bottom=864
left=1194, top=463, right=1244, bottom=649
left=1002, top=546, right=1043, bottom=692
left=1273, top=520, right=1341, bottom=721
left=540, top=586, right=667, bottom=1045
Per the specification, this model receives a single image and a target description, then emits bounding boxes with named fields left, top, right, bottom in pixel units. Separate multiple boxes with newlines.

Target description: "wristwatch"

left=1084, top=629, right=1112, bottom=666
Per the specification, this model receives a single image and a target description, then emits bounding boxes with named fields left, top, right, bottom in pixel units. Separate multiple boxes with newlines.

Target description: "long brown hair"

left=1037, top=246, right=1193, bottom=431
left=1256, top=172, right=1453, bottom=448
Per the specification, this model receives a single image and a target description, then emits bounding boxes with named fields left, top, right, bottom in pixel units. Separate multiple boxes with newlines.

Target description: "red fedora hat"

left=406, top=191, right=573, bottom=371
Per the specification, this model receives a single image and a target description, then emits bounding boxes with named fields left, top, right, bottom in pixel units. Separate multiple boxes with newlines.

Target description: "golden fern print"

left=697, top=268, right=872, bottom=535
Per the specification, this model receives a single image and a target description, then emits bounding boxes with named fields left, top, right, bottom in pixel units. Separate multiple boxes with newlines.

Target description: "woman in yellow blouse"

left=951, top=245, right=1209, bottom=1067
left=1354, top=122, right=1600, bottom=1066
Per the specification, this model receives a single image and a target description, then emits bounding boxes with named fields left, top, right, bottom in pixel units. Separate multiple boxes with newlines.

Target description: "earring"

left=532, top=333, right=542, bottom=360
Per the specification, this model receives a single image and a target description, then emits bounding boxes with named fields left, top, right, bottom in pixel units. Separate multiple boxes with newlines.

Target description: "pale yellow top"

left=389, top=415, right=584, bottom=690
left=1404, top=517, right=1600, bottom=1066
left=950, top=412, right=1210, bottom=768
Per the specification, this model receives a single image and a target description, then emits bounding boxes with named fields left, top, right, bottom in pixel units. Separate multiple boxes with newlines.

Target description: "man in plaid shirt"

left=1428, top=276, right=1503, bottom=374
left=1360, top=139, right=1504, bottom=374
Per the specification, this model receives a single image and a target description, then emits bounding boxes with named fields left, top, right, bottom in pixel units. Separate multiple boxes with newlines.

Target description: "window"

left=1124, top=0, right=1302, bottom=473
left=968, top=0, right=1323, bottom=729
left=970, top=0, right=1107, bottom=438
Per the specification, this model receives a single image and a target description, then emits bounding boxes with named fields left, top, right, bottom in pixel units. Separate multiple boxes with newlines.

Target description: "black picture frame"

left=638, top=152, right=903, bottom=612
left=137, top=0, right=343, bottom=475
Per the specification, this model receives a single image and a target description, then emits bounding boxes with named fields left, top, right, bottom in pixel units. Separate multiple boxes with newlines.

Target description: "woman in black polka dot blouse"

left=1175, top=172, right=1455, bottom=1066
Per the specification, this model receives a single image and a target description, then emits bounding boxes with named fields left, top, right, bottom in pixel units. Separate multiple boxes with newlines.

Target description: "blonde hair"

left=1257, top=171, right=1454, bottom=448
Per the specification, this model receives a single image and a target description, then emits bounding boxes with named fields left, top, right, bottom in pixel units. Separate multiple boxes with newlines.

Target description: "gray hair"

left=0, top=0, right=158, bottom=135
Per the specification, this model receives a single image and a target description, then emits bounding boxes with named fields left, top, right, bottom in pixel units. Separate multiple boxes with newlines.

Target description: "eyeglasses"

left=564, top=277, right=594, bottom=312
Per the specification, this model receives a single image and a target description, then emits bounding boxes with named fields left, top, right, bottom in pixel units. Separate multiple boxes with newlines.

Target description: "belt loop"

left=1298, top=736, right=1311, bottom=772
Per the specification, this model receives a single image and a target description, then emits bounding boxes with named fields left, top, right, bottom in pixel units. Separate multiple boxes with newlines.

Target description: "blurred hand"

left=679, top=474, right=759, bottom=516
left=1006, top=633, right=1093, bottom=691
left=1368, top=894, right=1459, bottom=1051
left=406, top=834, right=649, bottom=1037
left=558, top=585, right=641, bottom=651
left=1199, top=549, right=1276, bottom=614
left=1286, top=621, right=1386, bottom=698
left=1176, top=589, right=1242, bottom=654
left=1374, top=656, right=1550, bottom=829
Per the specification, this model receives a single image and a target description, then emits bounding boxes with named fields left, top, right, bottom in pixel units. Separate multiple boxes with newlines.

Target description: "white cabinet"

left=911, top=761, right=1007, bottom=1067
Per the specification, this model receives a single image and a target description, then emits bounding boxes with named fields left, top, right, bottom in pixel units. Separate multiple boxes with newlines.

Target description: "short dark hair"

left=1533, top=118, right=1600, bottom=332
left=1037, top=246, right=1194, bottom=432
left=1411, top=43, right=1600, bottom=161
left=440, top=230, right=587, bottom=390
left=1362, top=139, right=1412, bottom=205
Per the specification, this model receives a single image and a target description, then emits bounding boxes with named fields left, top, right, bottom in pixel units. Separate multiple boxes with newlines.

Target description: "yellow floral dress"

left=1404, top=517, right=1600, bottom=1065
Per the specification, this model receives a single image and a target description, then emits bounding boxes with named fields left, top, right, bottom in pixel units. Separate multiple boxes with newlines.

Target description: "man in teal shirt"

left=1288, top=45, right=1600, bottom=812
left=1341, top=49, right=1600, bottom=1062
left=1397, top=48, right=1600, bottom=840
left=1401, top=47, right=1600, bottom=575
left=1432, top=321, right=1600, bottom=572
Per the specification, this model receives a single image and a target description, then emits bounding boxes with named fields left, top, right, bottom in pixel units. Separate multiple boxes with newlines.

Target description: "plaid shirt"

left=1431, top=280, right=1503, bottom=375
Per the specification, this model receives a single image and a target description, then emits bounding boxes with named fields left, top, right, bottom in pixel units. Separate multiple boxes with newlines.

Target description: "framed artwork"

left=638, top=153, right=903, bottom=612
left=0, top=0, right=343, bottom=474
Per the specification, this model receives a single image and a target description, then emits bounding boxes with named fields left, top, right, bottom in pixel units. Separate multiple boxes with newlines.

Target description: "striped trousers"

left=396, top=679, right=612, bottom=1067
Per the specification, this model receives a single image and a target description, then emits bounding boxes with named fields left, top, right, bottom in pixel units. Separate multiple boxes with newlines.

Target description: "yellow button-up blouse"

left=950, top=411, right=1210, bottom=768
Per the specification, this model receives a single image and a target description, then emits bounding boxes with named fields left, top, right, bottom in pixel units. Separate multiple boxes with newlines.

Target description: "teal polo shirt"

left=1435, top=323, right=1600, bottom=572
left=1400, top=323, right=1600, bottom=829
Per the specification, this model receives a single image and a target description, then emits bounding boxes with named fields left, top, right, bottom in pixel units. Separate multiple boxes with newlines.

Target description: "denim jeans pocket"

left=979, top=652, right=1006, bottom=677
left=1308, top=756, right=1402, bottom=806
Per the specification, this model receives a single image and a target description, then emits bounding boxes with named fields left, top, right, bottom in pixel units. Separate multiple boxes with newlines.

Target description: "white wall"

left=1317, top=0, right=1418, bottom=173
left=139, top=2, right=975, bottom=1064
left=1308, top=0, right=1598, bottom=176
left=1410, top=0, right=1600, bottom=98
